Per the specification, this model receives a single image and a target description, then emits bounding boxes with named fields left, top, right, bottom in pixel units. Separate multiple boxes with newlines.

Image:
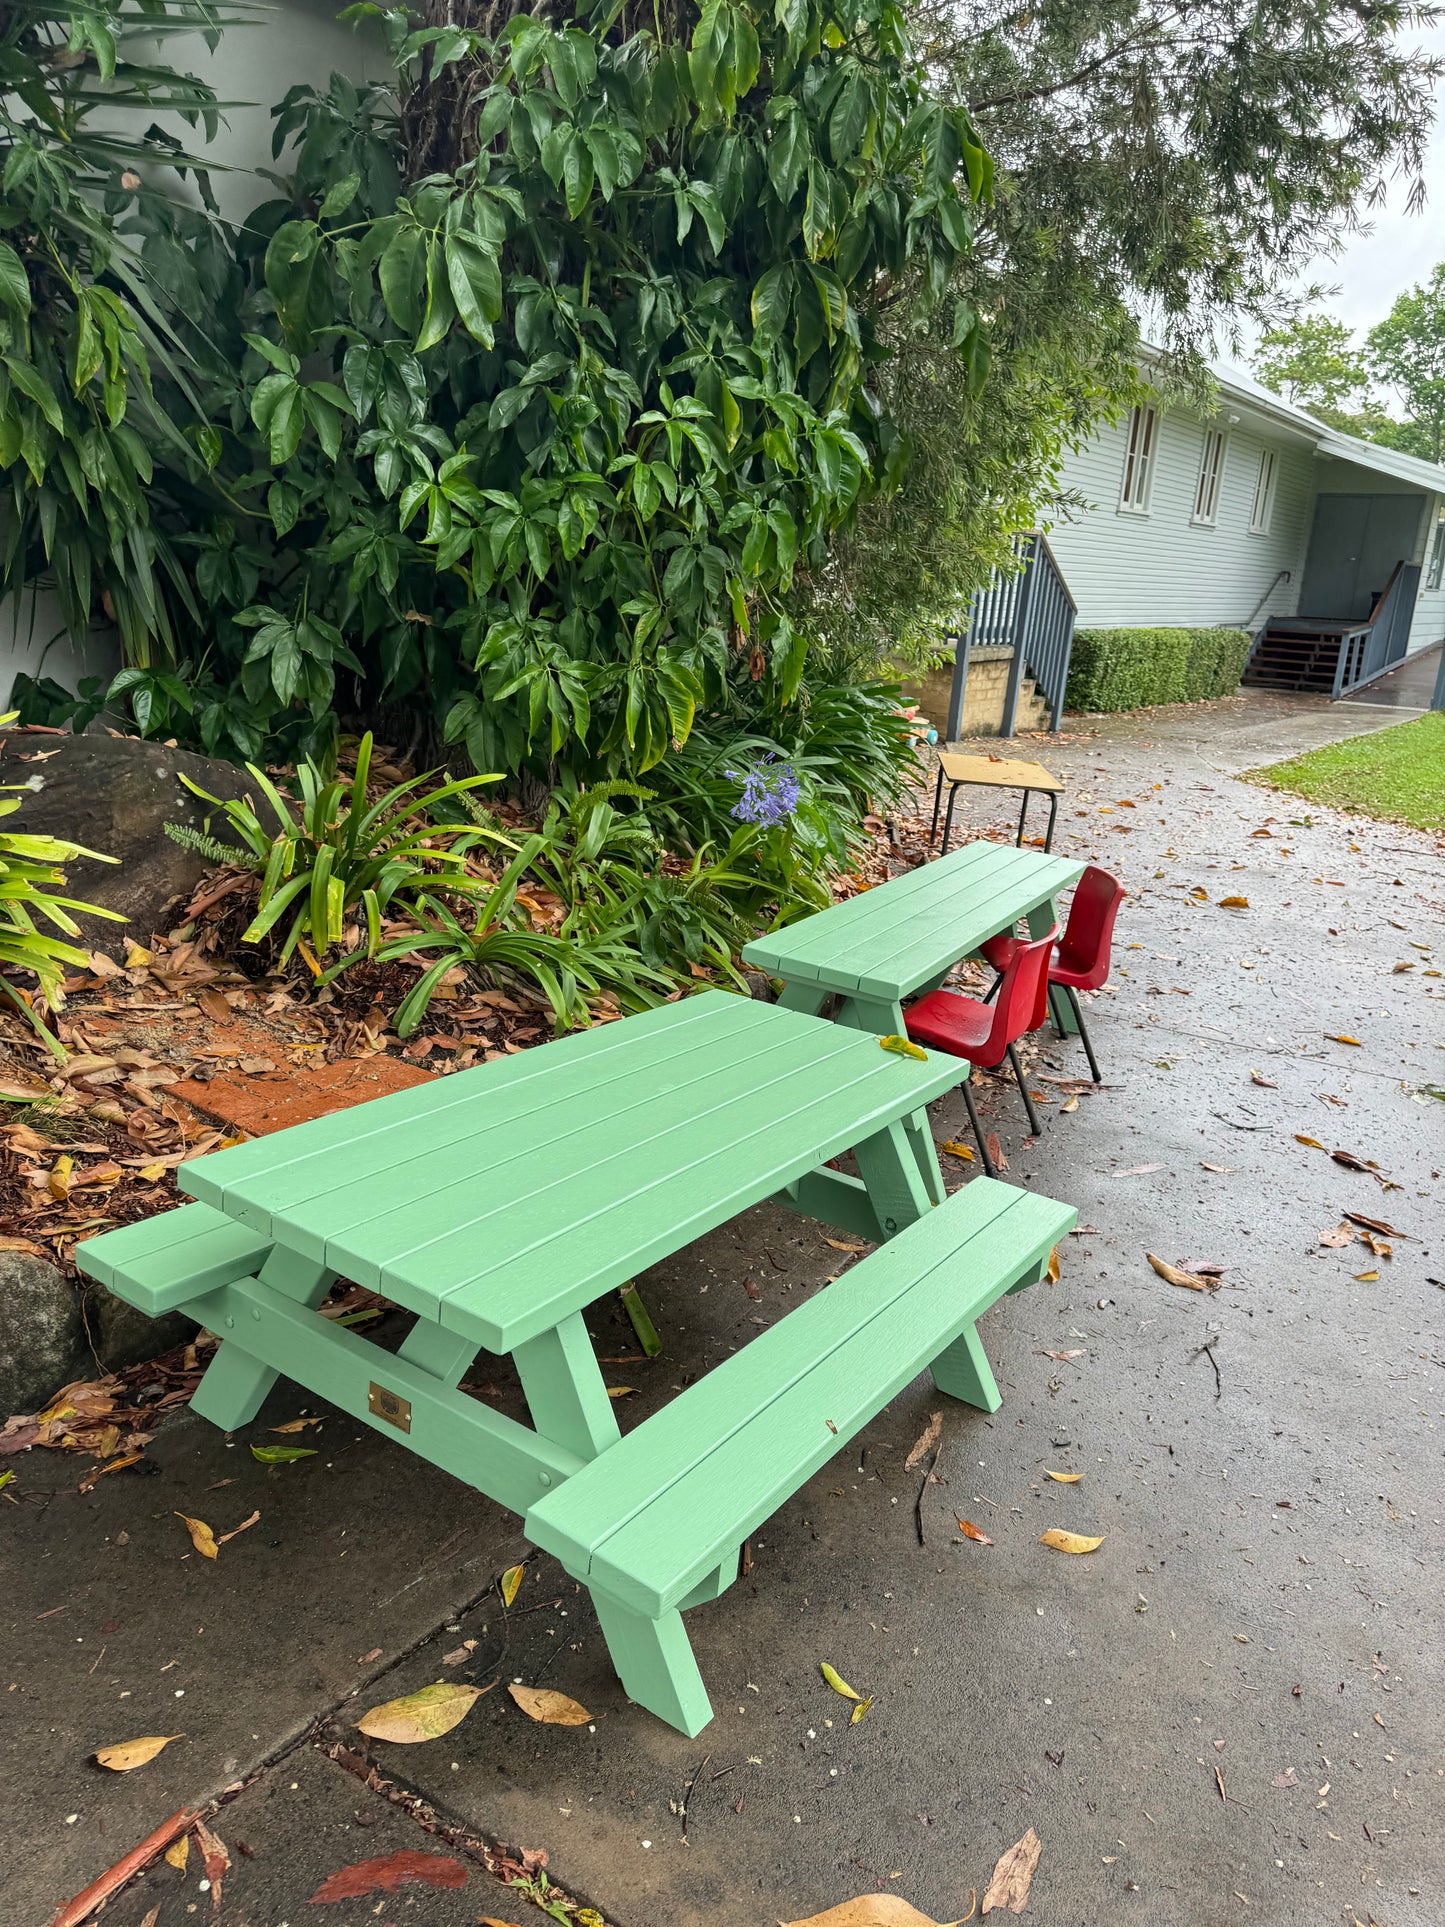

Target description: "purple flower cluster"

left=726, top=753, right=801, bottom=826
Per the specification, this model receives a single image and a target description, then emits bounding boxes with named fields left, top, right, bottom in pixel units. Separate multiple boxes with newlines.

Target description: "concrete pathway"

left=8, top=693, right=1443, bottom=1927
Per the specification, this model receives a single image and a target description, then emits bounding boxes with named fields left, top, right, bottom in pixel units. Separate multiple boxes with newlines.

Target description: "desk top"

left=937, top=752, right=1064, bottom=792
left=741, top=842, right=1085, bottom=999
left=180, top=992, right=962, bottom=1351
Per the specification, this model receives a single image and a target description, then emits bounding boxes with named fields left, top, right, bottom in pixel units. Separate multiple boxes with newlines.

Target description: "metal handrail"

left=945, top=532, right=1077, bottom=738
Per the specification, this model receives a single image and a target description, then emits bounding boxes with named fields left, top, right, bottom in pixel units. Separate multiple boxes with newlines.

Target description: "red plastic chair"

left=979, top=866, right=1125, bottom=1083
left=904, top=929, right=1057, bottom=1176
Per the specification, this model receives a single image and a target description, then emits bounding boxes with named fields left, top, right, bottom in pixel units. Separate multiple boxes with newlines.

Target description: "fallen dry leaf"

left=1325, top=1034, right=1362, bottom=1047
left=1344, top=1210, right=1404, bottom=1239
left=1112, top=1162, right=1163, bottom=1177
left=957, top=1518, right=993, bottom=1544
left=1250, top=1070, right=1276, bottom=1087
left=823, top=1236, right=868, bottom=1252
left=1146, top=1252, right=1214, bottom=1292
left=781, top=1899, right=956, bottom=1927
left=1199, top=1161, right=1230, bottom=1173
left=174, top=1512, right=218, bottom=1559
left=357, top=1681, right=488, bottom=1744
left=194, top=1819, right=229, bottom=1909
left=904, top=1411, right=943, bottom=1470
left=270, top=1417, right=321, bottom=1434
left=499, top=1563, right=524, bottom=1608
left=1039, top=1529, right=1104, bottom=1554
left=1319, top=1223, right=1355, bottom=1248
left=1294, top=1134, right=1328, bottom=1150
left=940, top=1139, right=976, bottom=1162
left=217, top=1510, right=260, bottom=1545
left=606, top=1386, right=635, bottom=1399
left=309, top=1850, right=468, bottom=1902
left=507, top=1684, right=591, bottom=1726
left=1060, top=1096, right=1079, bottom=1113
left=1039, top=1348, right=1084, bottom=1363
left=1353, top=1269, right=1380, bottom=1282
left=1044, top=1470, right=1082, bottom=1484
left=164, top=1834, right=189, bottom=1872
left=1218, top=895, right=1249, bottom=909
left=93, top=1734, right=182, bottom=1772
left=981, top=1827, right=1042, bottom=1914
left=1046, top=1245, right=1060, bottom=1283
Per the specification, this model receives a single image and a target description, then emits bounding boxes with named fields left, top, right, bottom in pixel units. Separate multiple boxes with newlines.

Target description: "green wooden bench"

left=526, top=1176, right=1074, bottom=1735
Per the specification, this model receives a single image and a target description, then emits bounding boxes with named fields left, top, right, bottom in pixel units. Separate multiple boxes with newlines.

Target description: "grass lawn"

left=1249, top=712, right=1445, bottom=832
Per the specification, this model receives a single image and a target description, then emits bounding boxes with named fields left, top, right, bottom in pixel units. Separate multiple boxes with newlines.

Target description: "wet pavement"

left=6, top=691, right=1443, bottom=1927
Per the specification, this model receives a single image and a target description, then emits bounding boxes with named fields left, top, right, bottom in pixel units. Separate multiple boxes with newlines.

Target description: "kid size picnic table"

left=741, top=840, right=1089, bottom=1129
left=78, top=988, right=1076, bottom=1734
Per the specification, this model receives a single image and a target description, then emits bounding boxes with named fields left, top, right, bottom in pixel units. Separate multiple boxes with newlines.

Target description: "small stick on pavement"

left=679, top=1752, right=711, bottom=1842
left=915, top=1441, right=944, bottom=1547
left=1193, top=1338, right=1223, bottom=1400
left=52, top=1805, right=203, bottom=1927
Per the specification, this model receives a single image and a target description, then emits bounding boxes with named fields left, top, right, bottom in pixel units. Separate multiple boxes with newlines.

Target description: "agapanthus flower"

left=725, top=753, right=801, bottom=826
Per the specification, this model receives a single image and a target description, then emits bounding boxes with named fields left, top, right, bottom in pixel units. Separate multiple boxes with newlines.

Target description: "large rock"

left=0, top=1248, right=194, bottom=1420
left=0, top=730, right=256, bottom=954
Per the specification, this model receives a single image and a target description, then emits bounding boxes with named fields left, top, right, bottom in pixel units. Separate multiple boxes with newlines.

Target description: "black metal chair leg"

left=930, top=765, right=944, bottom=843
left=940, top=782, right=960, bottom=856
left=1044, top=790, right=1059, bottom=852
left=982, top=972, right=1001, bottom=1004
left=1067, top=985, right=1102, bottom=1082
left=1006, top=1042, right=1043, bottom=1136
left=1046, top=981, right=1068, bottom=1037
left=1015, top=789, right=1030, bottom=847
left=960, top=1076, right=995, bottom=1177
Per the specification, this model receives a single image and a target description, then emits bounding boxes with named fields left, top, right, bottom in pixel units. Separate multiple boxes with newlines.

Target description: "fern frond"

left=164, top=821, right=259, bottom=869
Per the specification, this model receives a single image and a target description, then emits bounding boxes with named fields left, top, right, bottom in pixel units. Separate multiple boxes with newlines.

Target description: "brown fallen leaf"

left=1038, top=1348, right=1084, bottom=1363
left=981, top=1827, right=1042, bottom=1914
left=823, top=1236, right=868, bottom=1252
left=1319, top=1223, right=1355, bottom=1248
left=1199, top=1161, right=1230, bottom=1173
left=957, top=1518, right=993, bottom=1544
left=904, top=1411, right=943, bottom=1470
left=507, top=1684, right=591, bottom=1726
left=1044, top=1470, right=1082, bottom=1484
left=985, top=1132, right=1006, bottom=1170
left=1146, top=1252, right=1214, bottom=1292
left=1271, top=1768, right=1299, bottom=1789
left=1294, top=1134, right=1328, bottom=1150
left=217, top=1509, right=260, bottom=1545
left=1112, top=1162, right=1163, bottom=1177
left=442, top=1641, right=476, bottom=1666
left=1215, top=1764, right=1227, bottom=1802
left=1250, top=1070, right=1276, bottom=1087
left=174, top=1512, right=218, bottom=1559
left=196, top=989, right=231, bottom=1023
left=309, top=1850, right=468, bottom=1902
left=782, top=1899, right=956, bottom=1927
left=1039, top=1529, right=1104, bottom=1554
left=93, top=1734, right=182, bottom=1772
left=270, top=1417, right=321, bottom=1434
left=194, top=1819, right=229, bottom=1910
left=357, top=1681, right=488, bottom=1744
left=1343, top=1210, right=1405, bottom=1239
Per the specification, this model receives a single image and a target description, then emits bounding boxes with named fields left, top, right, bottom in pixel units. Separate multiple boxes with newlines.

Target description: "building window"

left=1192, top=429, right=1226, bottom=525
left=1118, top=405, right=1157, bottom=513
left=1427, top=511, right=1445, bottom=591
left=1250, top=448, right=1278, bottom=533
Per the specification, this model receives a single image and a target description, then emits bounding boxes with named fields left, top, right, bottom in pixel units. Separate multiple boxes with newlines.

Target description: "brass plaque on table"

left=368, top=1382, right=412, bottom=1433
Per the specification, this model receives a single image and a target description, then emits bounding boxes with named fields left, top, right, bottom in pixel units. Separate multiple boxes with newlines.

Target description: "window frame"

left=1249, top=448, right=1278, bottom=534
left=1117, top=405, right=1158, bottom=515
left=1426, top=510, right=1445, bottom=592
left=1191, top=428, right=1227, bottom=527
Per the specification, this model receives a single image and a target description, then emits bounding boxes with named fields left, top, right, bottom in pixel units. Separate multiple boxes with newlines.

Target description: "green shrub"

left=1065, top=628, right=1253, bottom=713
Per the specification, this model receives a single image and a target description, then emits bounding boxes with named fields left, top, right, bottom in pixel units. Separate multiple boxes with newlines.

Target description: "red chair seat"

left=903, top=988, right=998, bottom=1061
left=978, top=931, right=1018, bottom=973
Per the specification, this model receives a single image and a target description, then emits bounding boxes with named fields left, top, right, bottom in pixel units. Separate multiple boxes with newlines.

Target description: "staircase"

left=1241, top=624, right=1352, bottom=693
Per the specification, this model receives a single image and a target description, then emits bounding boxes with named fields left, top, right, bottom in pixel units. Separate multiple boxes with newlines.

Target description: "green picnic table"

left=78, top=989, right=1074, bottom=1736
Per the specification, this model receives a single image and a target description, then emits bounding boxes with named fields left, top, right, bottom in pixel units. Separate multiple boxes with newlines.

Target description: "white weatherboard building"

left=1045, top=364, right=1445, bottom=697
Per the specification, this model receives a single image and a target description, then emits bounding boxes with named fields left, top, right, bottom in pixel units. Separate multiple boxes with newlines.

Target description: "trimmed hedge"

left=1065, top=627, right=1253, bottom=713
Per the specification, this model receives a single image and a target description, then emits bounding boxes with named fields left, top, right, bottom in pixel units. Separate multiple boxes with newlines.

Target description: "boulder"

left=0, top=1247, right=194, bottom=1420
left=0, top=730, right=256, bottom=955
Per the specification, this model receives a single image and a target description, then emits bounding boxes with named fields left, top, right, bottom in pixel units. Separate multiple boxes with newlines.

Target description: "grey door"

left=1300, top=493, right=1425, bottom=619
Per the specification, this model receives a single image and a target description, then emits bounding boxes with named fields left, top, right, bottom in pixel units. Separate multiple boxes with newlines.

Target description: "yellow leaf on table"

left=174, top=1512, right=218, bottom=1559
left=1146, top=1251, right=1212, bottom=1292
left=982, top=1827, right=1042, bottom=1914
left=1040, top=1529, right=1103, bottom=1554
left=164, top=1833, right=190, bottom=1871
left=821, top=1661, right=863, bottom=1702
left=957, top=1518, right=993, bottom=1544
left=357, top=1680, right=487, bottom=1744
left=93, top=1734, right=182, bottom=1771
left=507, top=1684, right=591, bottom=1726
left=782, top=1898, right=958, bottom=1927
left=1044, top=1470, right=1082, bottom=1483
left=940, top=1140, right=975, bottom=1162
left=1326, top=1034, right=1363, bottom=1047
left=879, top=1034, right=928, bottom=1061
left=499, top=1562, right=524, bottom=1607
left=1218, top=895, right=1249, bottom=909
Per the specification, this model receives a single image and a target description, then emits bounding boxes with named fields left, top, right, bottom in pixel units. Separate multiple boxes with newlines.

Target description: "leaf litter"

left=357, top=1681, right=491, bottom=1743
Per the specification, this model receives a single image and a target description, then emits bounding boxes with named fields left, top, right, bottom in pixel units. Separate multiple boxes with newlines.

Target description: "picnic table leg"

left=930, top=1320, right=1002, bottom=1413
left=1027, top=897, right=1078, bottom=1035
left=854, top=1118, right=935, bottom=1239
left=513, top=1311, right=621, bottom=1461
left=190, top=1248, right=336, bottom=1431
left=775, top=980, right=827, bottom=1017
left=834, top=995, right=947, bottom=1208
left=588, top=1587, right=714, bottom=1737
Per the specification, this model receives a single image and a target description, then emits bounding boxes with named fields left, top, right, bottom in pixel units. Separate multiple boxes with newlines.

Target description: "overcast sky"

left=1291, top=25, right=1445, bottom=338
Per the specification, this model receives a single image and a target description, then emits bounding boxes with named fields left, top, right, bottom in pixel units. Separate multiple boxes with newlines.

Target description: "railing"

left=943, top=532, right=1077, bottom=739
left=1332, top=560, right=1421, bottom=699
left=1242, top=568, right=1291, bottom=634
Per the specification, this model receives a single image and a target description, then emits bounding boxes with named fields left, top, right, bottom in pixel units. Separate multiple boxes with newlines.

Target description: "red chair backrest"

left=1057, top=866, right=1126, bottom=990
left=980, top=928, right=1057, bottom=1066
